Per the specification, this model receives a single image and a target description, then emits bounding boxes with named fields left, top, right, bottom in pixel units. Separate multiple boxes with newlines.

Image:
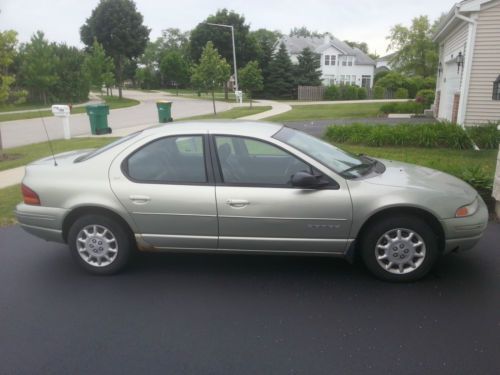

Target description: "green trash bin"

left=156, top=101, right=173, bottom=123
left=85, top=104, right=112, bottom=135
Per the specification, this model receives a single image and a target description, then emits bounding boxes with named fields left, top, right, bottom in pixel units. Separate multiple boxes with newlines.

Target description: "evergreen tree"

left=266, top=43, right=295, bottom=99
left=294, top=47, right=322, bottom=86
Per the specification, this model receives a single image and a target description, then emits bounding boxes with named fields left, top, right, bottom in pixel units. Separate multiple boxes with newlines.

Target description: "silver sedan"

left=15, top=121, right=489, bottom=281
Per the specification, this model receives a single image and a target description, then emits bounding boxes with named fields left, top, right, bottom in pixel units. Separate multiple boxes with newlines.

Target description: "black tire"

left=68, top=214, right=133, bottom=275
left=360, top=215, right=439, bottom=282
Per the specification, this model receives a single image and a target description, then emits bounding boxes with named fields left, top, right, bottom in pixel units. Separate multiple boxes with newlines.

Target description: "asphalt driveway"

left=0, top=223, right=499, bottom=374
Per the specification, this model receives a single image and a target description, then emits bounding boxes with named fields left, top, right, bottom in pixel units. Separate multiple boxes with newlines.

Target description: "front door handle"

left=129, top=195, right=151, bottom=204
left=226, top=199, right=249, bottom=208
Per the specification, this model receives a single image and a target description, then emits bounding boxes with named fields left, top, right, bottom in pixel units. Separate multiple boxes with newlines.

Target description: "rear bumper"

left=441, top=196, right=489, bottom=253
left=15, top=203, right=68, bottom=244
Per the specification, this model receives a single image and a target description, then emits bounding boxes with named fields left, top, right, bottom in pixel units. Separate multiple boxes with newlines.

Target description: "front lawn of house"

left=268, top=103, right=386, bottom=122
left=182, top=106, right=272, bottom=121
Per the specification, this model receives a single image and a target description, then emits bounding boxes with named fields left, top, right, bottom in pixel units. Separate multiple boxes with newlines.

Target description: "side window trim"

left=209, top=134, right=338, bottom=189
left=121, top=133, right=214, bottom=185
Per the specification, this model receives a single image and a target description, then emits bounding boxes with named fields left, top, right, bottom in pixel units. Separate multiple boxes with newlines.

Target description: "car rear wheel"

left=68, top=214, right=133, bottom=275
left=360, top=215, right=439, bottom=282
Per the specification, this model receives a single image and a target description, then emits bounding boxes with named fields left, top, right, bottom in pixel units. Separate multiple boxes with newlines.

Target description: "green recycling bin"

left=85, top=104, right=112, bottom=135
left=156, top=100, right=173, bottom=123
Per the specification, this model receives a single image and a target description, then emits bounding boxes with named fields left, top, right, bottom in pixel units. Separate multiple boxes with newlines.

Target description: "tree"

left=18, top=31, right=58, bottom=104
left=238, top=61, right=263, bottom=108
left=159, top=28, right=190, bottom=55
left=53, top=44, right=90, bottom=103
left=289, top=27, right=326, bottom=38
left=80, top=0, right=150, bottom=98
left=191, top=42, right=231, bottom=114
left=294, top=48, right=322, bottom=86
left=344, top=40, right=369, bottom=54
left=189, top=9, right=258, bottom=98
left=387, top=15, right=438, bottom=77
left=82, top=39, right=115, bottom=93
left=160, top=50, right=190, bottom=95
left=0, top=30, right=18, bottom=105
left=266, top=43, right=295, bottom=99
left=250, top=28, right=281, bottom=96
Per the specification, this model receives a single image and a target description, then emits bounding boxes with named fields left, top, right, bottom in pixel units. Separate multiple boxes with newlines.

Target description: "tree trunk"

left=224, top=82, right=228, bottom=100
left=118, top=86, right=122, bottom=99
left=212, top=90, right=216, bottom=115
left=249, top=92, right=253, bottom=108
left=0, top=128, right=4, bottom=159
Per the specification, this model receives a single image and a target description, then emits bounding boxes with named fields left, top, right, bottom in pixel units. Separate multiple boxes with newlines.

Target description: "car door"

left=109, top=133, right=218, bottom=249
left=211, top=135, right=353, bottom=254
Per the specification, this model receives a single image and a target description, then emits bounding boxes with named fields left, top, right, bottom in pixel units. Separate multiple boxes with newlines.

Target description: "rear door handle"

left=129, top=195, right=151, bottom=204
left=226, top=199, right=249, bottom=208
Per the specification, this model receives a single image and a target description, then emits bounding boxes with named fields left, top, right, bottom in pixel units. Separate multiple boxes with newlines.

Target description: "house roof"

left=433, top=0, right=494, bottom=42
left=376, top=52, right=397, bottom=62
left=278, top=35, right=376, bottom=66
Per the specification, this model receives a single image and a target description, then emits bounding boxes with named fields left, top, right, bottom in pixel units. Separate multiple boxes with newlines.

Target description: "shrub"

left=415, top=89, right=435, bottom=108
left=376, top=72, right=406, bottom=91
left=423, top=76, right=436, bottom=90
left=341, top=85, right=359, bottom=100
left=380, top=101, right=424, bottom=114
left=466, top=123, right=500, bottom=149
left=357, top=87, right=368, bottom=100
left=325, top=122, right=473, bottom=149
left=459, top=165, right=493, bottom=191
left=324, top=85, right=339, bottom=100
left=395, top=88, right=409, bottom=99
left=373, top=85, right=385, bottom=99
left=374, top=70, right=389, bottom=84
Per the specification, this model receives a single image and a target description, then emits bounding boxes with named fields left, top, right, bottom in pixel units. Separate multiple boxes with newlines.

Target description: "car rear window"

left=74, top=132, right=142, bottom=162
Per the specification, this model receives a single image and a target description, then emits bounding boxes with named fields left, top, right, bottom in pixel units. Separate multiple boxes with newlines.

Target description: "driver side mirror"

left=291, top=171, right=332, bottom=189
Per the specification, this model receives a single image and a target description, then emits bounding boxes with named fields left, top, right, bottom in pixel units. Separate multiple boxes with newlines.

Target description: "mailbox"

left=51, top=105, right=70, bottom=117
left=51, top=104, right=71, bottom=139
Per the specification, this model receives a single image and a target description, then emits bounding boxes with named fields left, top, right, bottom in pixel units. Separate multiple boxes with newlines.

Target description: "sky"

left=0, top=0, right=457, bottom=55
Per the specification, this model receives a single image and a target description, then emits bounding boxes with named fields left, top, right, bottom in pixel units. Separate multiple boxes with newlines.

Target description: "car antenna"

left=38, top=110, right=58, bottom=166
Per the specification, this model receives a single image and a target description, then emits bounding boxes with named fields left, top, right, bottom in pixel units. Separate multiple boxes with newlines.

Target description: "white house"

left=433, top=0, right=500, bottom=125
left=279, top=35, right=376, bottom=88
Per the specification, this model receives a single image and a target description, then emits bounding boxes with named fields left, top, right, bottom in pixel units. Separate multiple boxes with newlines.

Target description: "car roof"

left=140, top=120, right=284, bottom=139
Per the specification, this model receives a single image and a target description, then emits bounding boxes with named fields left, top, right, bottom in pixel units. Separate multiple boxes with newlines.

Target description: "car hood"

left=364, top=159, right=477, bottom=201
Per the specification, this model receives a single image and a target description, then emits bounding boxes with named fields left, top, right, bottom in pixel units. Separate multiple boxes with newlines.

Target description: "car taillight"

left=21, top=184, right=41, bottom=205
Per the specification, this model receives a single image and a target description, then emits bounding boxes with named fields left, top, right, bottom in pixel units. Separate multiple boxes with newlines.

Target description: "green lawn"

left=0, top=96, right=139, bottom=122
left=0, top=137, right=117, bottom=172
left=268, top=103, right=385, bottom=122
left=164, top=88, right=249, bottom=103
left=182, top=106, right=272, bottom=121
left=0, top=184, right=21, bottom=226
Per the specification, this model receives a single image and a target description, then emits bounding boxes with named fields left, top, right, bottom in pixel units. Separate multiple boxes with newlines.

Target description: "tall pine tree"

left=294, top=47, right=322, bottom=86
left=266, top=42, right=295, bottom=99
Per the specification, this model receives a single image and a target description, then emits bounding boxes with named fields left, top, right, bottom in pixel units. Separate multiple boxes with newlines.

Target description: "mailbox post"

left=51, top=105, right=71, bottom=140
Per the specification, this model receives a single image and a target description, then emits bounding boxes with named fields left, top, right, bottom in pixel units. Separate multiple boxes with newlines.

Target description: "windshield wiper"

left=340, top=160, right=377, bottom=175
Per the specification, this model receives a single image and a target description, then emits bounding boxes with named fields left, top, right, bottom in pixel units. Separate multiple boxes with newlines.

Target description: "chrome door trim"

left=218, top=215, right=348, bottom=221
left=132, top=212, right=217, bottom=217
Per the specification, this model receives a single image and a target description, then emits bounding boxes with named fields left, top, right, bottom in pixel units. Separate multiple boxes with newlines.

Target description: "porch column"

left=494, top=145, right=500, bottom=219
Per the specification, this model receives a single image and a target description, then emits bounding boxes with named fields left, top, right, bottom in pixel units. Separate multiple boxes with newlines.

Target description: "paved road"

left=0, top=223, right=499, bottom=374
left=0, top=90, right=233, bottom=148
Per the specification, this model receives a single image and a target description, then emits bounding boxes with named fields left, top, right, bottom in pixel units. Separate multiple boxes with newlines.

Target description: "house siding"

left=437, top=22, right=469, bottom=121
left=465, top=1, right=500, bottom=125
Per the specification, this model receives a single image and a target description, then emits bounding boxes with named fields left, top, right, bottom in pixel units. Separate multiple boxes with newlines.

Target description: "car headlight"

left=455, top=197, right=479, bottom=218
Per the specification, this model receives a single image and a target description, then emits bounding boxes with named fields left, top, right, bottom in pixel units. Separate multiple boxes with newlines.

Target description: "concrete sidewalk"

left=237, top=100, right=292, bottom=120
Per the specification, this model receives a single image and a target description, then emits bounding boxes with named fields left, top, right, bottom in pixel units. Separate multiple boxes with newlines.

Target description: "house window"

left=351, top=75, right=356, bottom=84
left=362, top=75, right=371, bottom=88
left=348, top=56, right=354, bottom=66
left=324, top=55, right=330, bottom=66
left=340, top=75, right=345, bottom=83
left=493, top=75, right=500, bottom=100
left=342, top=57, right=347, bottom=66
left=331, top=55, right=336, bottom=65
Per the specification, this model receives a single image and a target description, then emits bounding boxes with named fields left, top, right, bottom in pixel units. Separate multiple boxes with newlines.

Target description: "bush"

left=415, top=89, right=435, bottom=108
left=459, top=165, right=494, bottom=191
left=325, top=122, right=473, bottom=149
left=324, top=85, right=339, bottom=100
left=357, top=87, right=368, bottom=100
left=341, top=85, right=359, bottom=100
left=423, top=76, right=436, bottom=90
left=466, top=123, right=500, bottom=149
left=395, top=88, right=409, bottom=99
left=380, top=101, right=425, bottom=114
left=373, top=85, right=385, bottom=99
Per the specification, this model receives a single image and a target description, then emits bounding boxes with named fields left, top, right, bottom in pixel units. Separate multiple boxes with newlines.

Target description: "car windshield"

left=74, top=131, right=142, bottom=162
left=274, top=127, right=371, bottom=178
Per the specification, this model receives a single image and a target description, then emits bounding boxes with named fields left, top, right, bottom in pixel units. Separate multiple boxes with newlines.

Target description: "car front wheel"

left=68, top=214, right=133, bottom=275
left=360, top=215, right=439, bottom=282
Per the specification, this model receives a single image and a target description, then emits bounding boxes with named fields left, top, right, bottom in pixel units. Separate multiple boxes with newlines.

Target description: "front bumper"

left=441, top=196, right=489, bottom=253
left=15, top=203, right=68, bottom=243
